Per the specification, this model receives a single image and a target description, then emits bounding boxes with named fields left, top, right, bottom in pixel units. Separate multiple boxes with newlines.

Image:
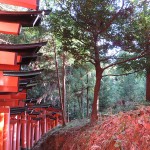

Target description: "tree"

left=49, top=0, right=144, bottom=122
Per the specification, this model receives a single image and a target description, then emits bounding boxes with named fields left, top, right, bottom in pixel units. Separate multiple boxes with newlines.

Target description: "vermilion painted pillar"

left=51, top=120, right=55, bottom=129
left=10, top=123, right=13, bottom=150
left=55, top=114, right=59, bottom=127
left=27, top=116, right=31, bottom=150
left=3, top=107, right=10, bottom=150
left=46, top=118, right=49, bottom=132
left=39, top=120, right=42, bottom=138
left=40, top=120, right=43, bottom=136
left=43, top=110, right=46, bottom=134
left=31, top=122, right=35, bottom=147
left=12, top=118, right=17, bottom=150
left=48, top=119, right=51, bottom=131
left=0, top=107, right=10, bottom=150
left=21, top=112, right=27, bottom=150
left=35, top=120, right=39, bottom=142
left=0, top=112, right=4, bottom=150
left=16, top=115, right=21, bottom=150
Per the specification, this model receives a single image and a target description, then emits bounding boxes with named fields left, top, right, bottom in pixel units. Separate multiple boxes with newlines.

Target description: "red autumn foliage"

left=32, top=106, right=150, bottom=150
left=89, top=107, right=150, bottom=150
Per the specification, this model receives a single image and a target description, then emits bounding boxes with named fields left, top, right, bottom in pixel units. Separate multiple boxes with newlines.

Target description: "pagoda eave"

left=3, top=69, right=43, bottom=77
left=0, top=10, right=51, bottom=27
left=0, top=42, right=47, bottom=55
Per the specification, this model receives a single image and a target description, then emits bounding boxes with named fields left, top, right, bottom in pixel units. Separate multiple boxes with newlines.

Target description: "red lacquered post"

left=27, top=115, right=31, bottom=150
left=48, top=119, right=51, bottom=131
left=39, top=120, right=42, bottom=138
left=10, top=123, right=13, bottom=150
left=43, top=110, right=46, bottom=134
left=55, top=114, right=59, bottom=127
left=3, top=107, right=10, bottom=150
left=0, top=112, right=4, bottom=150
left=35, top=120, right=39, bottom=142
left=31, top=122, right=35, bottom=147
left=21, top=112, right=27, bottom=150
left=12, top=117, right=17, bottom=150
left=16, top=115, right=21, bottom=150
left=51, top=120, right=54, bottom=129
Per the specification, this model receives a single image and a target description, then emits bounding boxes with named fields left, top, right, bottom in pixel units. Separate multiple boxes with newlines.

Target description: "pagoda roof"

left=19, top=82, right=38, bottom=90
left=19, top=77, right=36, bottom=84
left=3, top=69, right=43, bottom=77
left=0, top=10, right=51, bottom=27
left=0, top=42, right=47, bottom=55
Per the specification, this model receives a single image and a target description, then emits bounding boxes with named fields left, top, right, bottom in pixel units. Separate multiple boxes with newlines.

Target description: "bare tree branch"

left=102, top=69, right=143, bottom=77
left=103, top=51, right=148, bottom=70
left=99, top=0, right=125, bottom=34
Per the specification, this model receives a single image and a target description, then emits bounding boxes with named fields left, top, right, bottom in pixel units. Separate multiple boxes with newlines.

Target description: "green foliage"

left=118, top=0, right=150, bottom=73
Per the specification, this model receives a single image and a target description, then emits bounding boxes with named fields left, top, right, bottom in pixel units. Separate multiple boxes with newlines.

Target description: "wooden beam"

left=11, top=92, right=27, bottom=99
left=0, top=64, right=20, bottom=71
left=0, top=99, right=21, bottom=107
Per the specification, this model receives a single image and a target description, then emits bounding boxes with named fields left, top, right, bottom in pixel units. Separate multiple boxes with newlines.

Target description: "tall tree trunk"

left=77, top=97, right=82, bottom=118
left=81, top=94, right=84, bottom=119
left=62, top=52, right=66, bottom=125
left=67, top=85, right=70, bottom=122
left=87, top=73, right=89, bottom=117
left=144, top=0, right=150, bottom=101
left=91, top=63, right=103, bottom=122
left=90, top=34, right=103, bottom=122
left=53, top=39, right=66, bottom=126
left=74, top=102, right=76, bottom=118
left=146, top=69, right=150, bottom=101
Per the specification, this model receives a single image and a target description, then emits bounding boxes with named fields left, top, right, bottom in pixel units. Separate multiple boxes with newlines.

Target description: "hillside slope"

left=32, top=106, right=150, bottom=150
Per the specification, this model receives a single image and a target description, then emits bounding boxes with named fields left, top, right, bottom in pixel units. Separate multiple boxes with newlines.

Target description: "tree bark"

left=81, top=94, right=84, bottom=119
left=90, top=34, right=103, bottom=123
left=53, top=39, right=66, bottom=126
left=144, top=0, right=149, bottom=102
left=77, top=97, right=82, bottom=118
left=146, top=69, right=150, bottom=101
left=67, top=85, right=70, bottom=122
left=87, top=73, right=89, bottom=117
left=91, top=63, right=103, bottom=122
left=62, top=52, right=67, bottom=125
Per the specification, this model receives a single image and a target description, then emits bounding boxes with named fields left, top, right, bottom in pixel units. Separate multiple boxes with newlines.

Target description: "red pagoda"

left=0, top=1, right=62, bottom=150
